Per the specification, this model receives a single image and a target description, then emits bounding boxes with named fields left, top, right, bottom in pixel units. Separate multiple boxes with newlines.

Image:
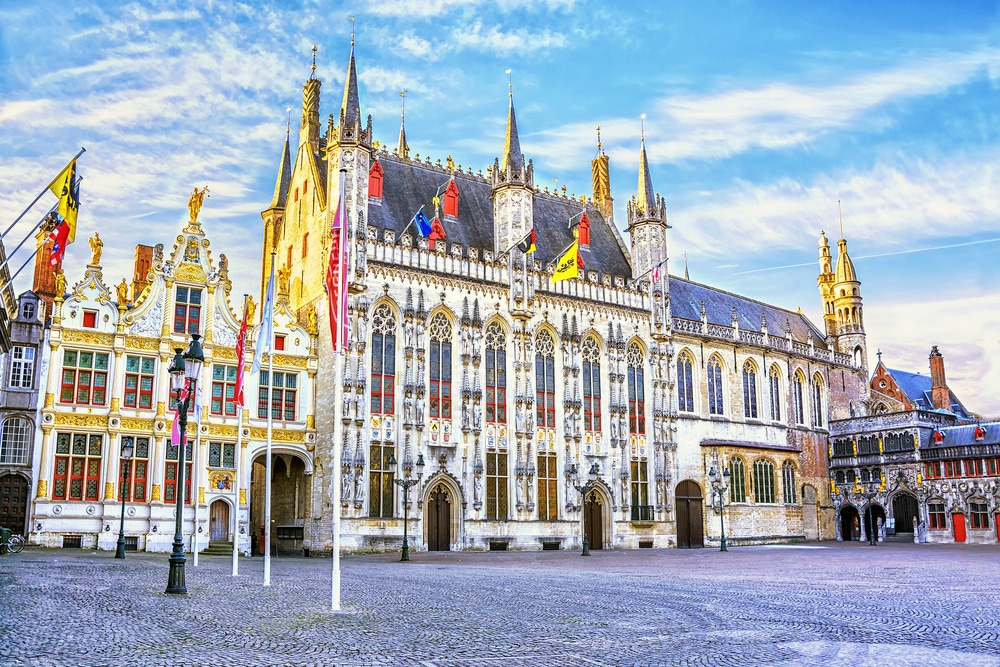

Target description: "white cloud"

left=452, top=21, right=568, bottom=54
left=362, top=0, right=574, bottom=18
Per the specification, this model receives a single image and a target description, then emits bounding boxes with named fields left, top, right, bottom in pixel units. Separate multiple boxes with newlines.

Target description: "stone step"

left=201, top=542, right=235, bottom=555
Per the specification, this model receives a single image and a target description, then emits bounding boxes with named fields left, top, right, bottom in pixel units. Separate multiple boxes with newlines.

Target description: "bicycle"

left=4, top=534, right=25, bottom=554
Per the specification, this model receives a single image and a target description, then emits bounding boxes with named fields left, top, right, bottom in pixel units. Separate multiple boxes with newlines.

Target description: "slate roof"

left=669, top=277, right=828, bottom=347
left=367, top=154, right=633, bottom=279
left=929, top=422, right=999, bottom=448
left=885, top=367, right=972, bottom=418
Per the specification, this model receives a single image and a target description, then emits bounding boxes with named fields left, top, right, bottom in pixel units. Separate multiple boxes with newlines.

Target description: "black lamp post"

left=572, top=462, right=600, bottom=556
left=389, top=452, right=425, bottom=562
left=165, top=334, right=205, bottom=595
left=708, top=465, right=731, bottom=552
left=854, top=481, right=879, bottom=546
left=114, top=437, right=135, bottom=559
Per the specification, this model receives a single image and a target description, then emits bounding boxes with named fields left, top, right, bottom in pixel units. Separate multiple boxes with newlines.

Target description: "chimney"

left=131, top=244, right=154, bottom=303
left=929, top=345, right=950, bottom=411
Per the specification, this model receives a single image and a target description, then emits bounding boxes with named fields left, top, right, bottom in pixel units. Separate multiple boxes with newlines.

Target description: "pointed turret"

left=828, top=228, right=867, bottom=377
left=502, top=93, right=523, bottom=181
left=491, top=82, right=534, bottom=258
left=269, top=131, right=292, bottom=210
left=817, top=231, right=836, bottom=338
left=397, top=90, right=410, bottom=159
left=834, top=238, right=858, bottom=283
left=591, top=126, right=614, bottom=223
left=626, top=125, right=668, bottom=279
left=260, top=130, right=292, bottom=304
left=636, top=136, right=656, bottom=217
left=341, top=42, right=361, bottom=134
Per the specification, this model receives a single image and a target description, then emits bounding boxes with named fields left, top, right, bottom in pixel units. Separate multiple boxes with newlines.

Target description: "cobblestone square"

left=2, top=542, right=999, bottom=667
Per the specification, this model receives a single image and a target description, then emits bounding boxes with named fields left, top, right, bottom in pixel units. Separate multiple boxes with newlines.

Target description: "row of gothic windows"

left=678, top=355, right=826, bottom=427
left=727, top=458, right=799, bottom=505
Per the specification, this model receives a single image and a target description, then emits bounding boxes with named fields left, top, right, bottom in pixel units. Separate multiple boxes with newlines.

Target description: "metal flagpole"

left=0, top=201, right=58, bottom=277
left=332, top=168, right=348, bottom=612
left=264, top=337, right=274, bottom=585
left=233, top=294, right=248, bottom=577
left=2, top=147, right=85, bottom=239
left=193, top=418, right=200, bottom=567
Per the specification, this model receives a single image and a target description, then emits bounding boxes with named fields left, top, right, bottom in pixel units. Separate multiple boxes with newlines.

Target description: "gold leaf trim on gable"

left=62, top=330, right=115, bottom=346
left=126, top=337, right=159, bottom=351
left=214, top=348, right=237, bottom=360
left=270, top=354, right=307, bottom=369
left=207, top=424, right=238, bottom=438
left=53, top=414, right=109, bottom=428
left=249, top=427, right=305, bottom=444
left=120, top=418, right=155, bottom=432
left=174, top=263, right=207, bottom=283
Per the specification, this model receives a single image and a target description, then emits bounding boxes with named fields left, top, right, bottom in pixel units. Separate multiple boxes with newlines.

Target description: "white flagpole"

left=233, top=294, right=248, bottom=576
left=332, top=167, right=348, bottom=612
left=193, top=420, right=200, bottom=566
left=263, top=253, right=276, bottom=586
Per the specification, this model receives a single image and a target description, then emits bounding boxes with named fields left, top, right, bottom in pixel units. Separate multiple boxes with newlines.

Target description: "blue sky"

left=2, top=0, right=999, bottom=414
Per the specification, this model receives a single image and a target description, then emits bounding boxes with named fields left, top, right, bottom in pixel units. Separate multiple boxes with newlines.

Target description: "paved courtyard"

left=2, top=542, right=999, bottom=667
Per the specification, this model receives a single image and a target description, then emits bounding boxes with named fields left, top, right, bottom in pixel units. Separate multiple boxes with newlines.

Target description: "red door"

left=995, top=513, right=999, bottom=542
left=953, top=513, right=966, bottom=543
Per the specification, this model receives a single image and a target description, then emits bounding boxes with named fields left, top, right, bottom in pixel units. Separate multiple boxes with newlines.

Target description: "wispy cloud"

left=362, top=0, right=575, bottom=18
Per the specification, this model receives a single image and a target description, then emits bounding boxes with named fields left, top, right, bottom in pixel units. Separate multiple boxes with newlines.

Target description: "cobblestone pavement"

left=2, top=542, right=999, bottom=667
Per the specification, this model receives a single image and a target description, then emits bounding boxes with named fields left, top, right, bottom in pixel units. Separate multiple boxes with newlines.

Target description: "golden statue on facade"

left=188, top=186, right=210, bottom=222
left=89, top=233, right=103, bottom=266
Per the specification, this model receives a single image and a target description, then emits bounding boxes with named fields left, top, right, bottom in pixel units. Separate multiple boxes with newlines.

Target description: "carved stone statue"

left=462, top=402, right=471, bottom=428
left=405, top=321, right=415, bottom=348
left=473, top=407, right=482, bottom=430
left=116, top=279, right=129, bottom=306
left=219, top=253, right=228, bottom=274
left=357, top=316, right=367, bottom=343
left=474, top=469, right=482, bottom=502
left=89, top=233, right=103, bottom=266
left=515, top=406, right=525, bottom=432
left=526, top=476, right=534, bottom=504
left=415, top=397, right=424, bottom=423
left=460, top=328, right=471, bottom=356
left=516, top=473, right=524, bottom=505
left=354, top=471, right=365, bottom=505
left=343, top=393, right=352, bottom=420
left=188, top=186, right=210, bottom=222
left=341, top=467, right=352, bottom=504
left=415, top=321, right=425, bottom=348
left=472, top=328, right=483, bottom=356
left=404, top=396, right=414, bottom=422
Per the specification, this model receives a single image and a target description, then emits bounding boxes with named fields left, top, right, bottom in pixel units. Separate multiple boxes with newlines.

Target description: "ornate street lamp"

left=708, top=465, right=731, bottom=552
left=854, top=480, right=879, bottom=546
left=114, top=437, right=135, bottom=559
left=572, top=462, right=600, bottom=556
left=389, top=452, right=425, bottom=562
left=165, top=334, right=205, bottom=595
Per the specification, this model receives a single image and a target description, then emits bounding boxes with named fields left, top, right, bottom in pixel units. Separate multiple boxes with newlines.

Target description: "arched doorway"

left=426, top=483, right=451, bottom=551
left=863, top=503, right=886, bottom=540
left=675, top=480, right=703, bottom=549
left=840, top=505, right=860, bottom=541
left=0, top=474, right=29, bottom=535
left=584, top=489, right=604, bottom=550
left=209, top=499, right=230, bottom=542
left=249, top=452, right=311, bottom=556
left=892, top=493, right=918, bottom=534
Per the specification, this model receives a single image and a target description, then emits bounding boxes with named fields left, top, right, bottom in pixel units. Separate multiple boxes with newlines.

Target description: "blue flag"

left=252, top=261, right=275, bottom=375
left=411, top=207, right=432, bottom=237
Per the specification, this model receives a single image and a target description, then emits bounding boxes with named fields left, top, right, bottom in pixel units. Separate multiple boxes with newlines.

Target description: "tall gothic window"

left=707, top=356, right=724, bottom=415
left=792, top=372, right=806, bottom=425
left=768, top=366, right=782, bottom=422
left=369, top=443, right=394, bottom=518
left=728, top=457, right=747, bottom=503
left=581, top=337, right=601, bottom=432
left=428, top=313, right=453, bottom=419
left=630, top=459, right=651, bottom=520
left=782, top=461, right=797, bottom=504
left=484, top=322, right=507, bottom=424
left=486, top=451, right=508, bottom=520
left=811, top=373, right=824, bottom=428
left=627, top=342, right=645, bottom=434
left=677, top=352, right=694, bottom=412
left=742, top=361, right=758, bottom=419
left=535, top=330, right=556, bottom=429
left=753, top=459, right=776, bottom=504
left=370, top=304, right=397, bottom=415
left=537, top=451, right=558, bottom=520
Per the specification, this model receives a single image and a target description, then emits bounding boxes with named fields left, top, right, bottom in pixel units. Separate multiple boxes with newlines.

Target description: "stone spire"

left=591, top=125, right=613, bottom=223
left=340, top=41, right=361, bottom=133
left=636, top=133, right=656, bottom=218
left=300, top=45, right=321, bottom=152
left=269, top=128, right=292, bottom=210
left=501, top=88, right=523, bottom=182
left=397, top=89, right=409, bottom=159
left=626, top=119, right=668, bottom=279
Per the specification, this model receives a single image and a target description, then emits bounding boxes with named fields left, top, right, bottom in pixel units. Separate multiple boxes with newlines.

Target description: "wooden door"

left=427, top=485, right=451, bottom=551
left=953, top=513, right=966, bottom=543
left=584, top=492, right=603, bottom=550
left=892, top=494, right=918, bottom=534
left=209, top=500, right=230, bottom=542
left=0, top=474, right=28, bottom=535
left=675, top=480, right=704, bottom=549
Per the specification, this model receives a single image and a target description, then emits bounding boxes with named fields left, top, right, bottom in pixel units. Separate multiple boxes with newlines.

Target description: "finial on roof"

left=506, top=68, right=512, bottom=98
left=684, top=252, right=689, bottom=280
left=640, top=113, right=646, bottom=142
left=877, top=349, right=882, bottom=361
left=596, top=125, right=602, bottom=149
left=349, top=16, right=355, bottom=46
left=310, top=44, right=317, bottom=78
left=286, top=105, right=291, bottom=136
left=400, top=88, right=407, bottom=119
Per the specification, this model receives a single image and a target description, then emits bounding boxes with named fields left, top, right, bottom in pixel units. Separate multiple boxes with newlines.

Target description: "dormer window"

left=20, top=301, right=35, bottom=321
left=368, top=160, right=384, bottom=200
left=443, top=179, right=458, bottom=218
left=975, top=426, right=986, bottom=441
left=933, top=430, right=944, bottom=444
left=274, top=334, right=286, bottom=351
left=578, top=211, right=591, bottom=248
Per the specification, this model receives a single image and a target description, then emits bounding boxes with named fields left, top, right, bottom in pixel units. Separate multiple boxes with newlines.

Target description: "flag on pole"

left=194, top=383, right=204, bottom=424
left=171, top=380, right=191, bottom=447
left=516, top=228, right=536, bottom=254
left=411, top=207, right=432, bottom=237
left=235, top=298, right=249, bottom=408
left=326, top=196, right=349, bottom=351
left=48, top=219, right=70, bottom=266
left=252, top=261, right=275, bottom=375
left=49, top=159, right=80, bottom=243
left=552, top=241, right=579, bottom=283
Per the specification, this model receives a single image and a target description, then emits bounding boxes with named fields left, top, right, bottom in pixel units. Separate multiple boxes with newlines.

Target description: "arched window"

left=743, top=361, right=758, bottom=419
left=811, top=373, right=824, bottom=427
left=707, top=356, right=724, bottom=415
left=370, top=304, right=396, bottom=415
left=768, top=366, right=782, bottom=421
left=753, top=459, right=776, bottom=503
left=627, top=342, right=645, bottom=434
left=535, top=330, right=556, bottom=429
left=428, top=313, right=453, bottom=419
left=368, top=160, right=384, bottom=199
left=442, top=178, right=459, bottom=217
left=0, top=417, right=29, bottom=464
left=582, top=336, right=601, bottom=432
left=677, top=353, right=694, bottom=412
left=484, top=322, right=506, bottom=424
left=782, top=462, right=797, bottom=504
left=792, top=373, right=805, bottom=425
left=729, top=457, right=747, bottom=503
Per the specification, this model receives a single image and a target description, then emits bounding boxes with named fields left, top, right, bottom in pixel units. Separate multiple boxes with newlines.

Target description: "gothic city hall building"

left=21, top=44, right=870, bottom=554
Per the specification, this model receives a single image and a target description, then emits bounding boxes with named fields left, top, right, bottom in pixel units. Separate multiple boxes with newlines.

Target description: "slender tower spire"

left=636, top=115, right=656, bottom=217
left=500, top=69, right=523, bottom=182
left=397, top=88, right=409, bottom=159
left=627, top=114, right=668, bottom=279
left=591, top=125, right=614, bottom=223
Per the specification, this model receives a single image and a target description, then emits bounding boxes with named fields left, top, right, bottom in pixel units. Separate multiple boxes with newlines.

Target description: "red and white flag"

left=326, top=190, right=349, bottom=351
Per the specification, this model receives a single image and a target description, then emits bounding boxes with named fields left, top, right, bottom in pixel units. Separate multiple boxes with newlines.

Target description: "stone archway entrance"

left=840, top=505, right=860, bottom=540
left=0, top=474, right=29, bottom=535
left=250, top=452, right=310, bottom=556
left=584, top=489, right=604, bottom=551
left=426, top=483, right=451, bottom=551
left=209, top=499, right=230, bottom=542
left=675, top=480, right=703, bottom=549
left=864, top=504, right=886, bottom=541
left=892, top=493, right=918, bottom=534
